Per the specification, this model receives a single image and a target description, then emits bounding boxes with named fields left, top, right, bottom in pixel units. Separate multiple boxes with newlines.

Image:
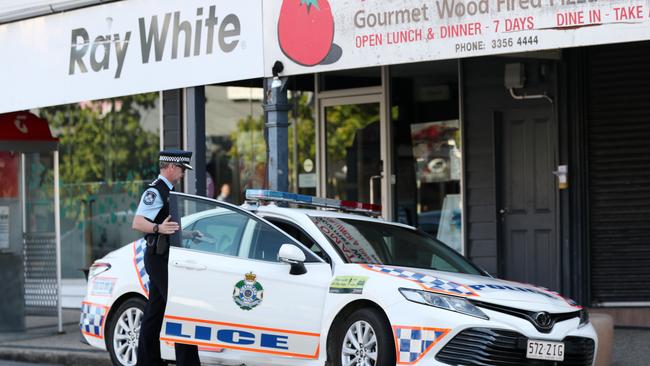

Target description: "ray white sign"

left=263, top=0, right=650, bottom=77
left=0, top=0, right=264, bottom=113
left=3, top=0, right=650, bottom=112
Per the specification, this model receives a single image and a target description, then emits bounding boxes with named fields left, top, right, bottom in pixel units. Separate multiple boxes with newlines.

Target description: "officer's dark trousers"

left=136, top=247, right=200, bottom=366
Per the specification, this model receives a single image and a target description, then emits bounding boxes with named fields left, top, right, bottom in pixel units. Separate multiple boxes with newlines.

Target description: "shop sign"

left=299, top=173, right=317, bottom=188
left=263, top=0, right=650, bottom=77
left=0, top=0, right=264, bottom=113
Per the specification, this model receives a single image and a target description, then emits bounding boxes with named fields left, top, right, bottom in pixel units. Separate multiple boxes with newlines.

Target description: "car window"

left=185, top=213, right=248, bottom=255
left=311, top=216, right=481, bottom=275
left=181, top=222, right=196, bottom=249
left=176, top=195, right=254, bottom=257
left=247, top=220, right=321, bottom=263
left=179, top=207, right=249, bottom=255
left=174, top=194, right=320, bottom=263
left=265, top=219, right=330, bottom=263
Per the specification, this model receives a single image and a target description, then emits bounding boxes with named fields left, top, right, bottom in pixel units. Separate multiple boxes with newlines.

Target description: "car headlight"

left=88, top=262, right=111, bottom=279
left=399, top=288, right=489, bottom=320
left=579, top=308, right=589, bottom=327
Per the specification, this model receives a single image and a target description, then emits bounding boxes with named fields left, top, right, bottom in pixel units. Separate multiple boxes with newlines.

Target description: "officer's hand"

left=159, top=215, right=179, bottom=235
left=187, top=230, right=207, bottom=243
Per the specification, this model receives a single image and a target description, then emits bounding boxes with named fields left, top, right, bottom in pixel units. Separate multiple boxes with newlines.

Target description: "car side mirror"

left=278, top=244, right=307, bottom=275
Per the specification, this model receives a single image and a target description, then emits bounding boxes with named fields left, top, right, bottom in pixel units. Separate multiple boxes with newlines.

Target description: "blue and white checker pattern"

left=80, top=302, right=107, bottom=338
left=134, top=239, right=150, bottom=296
left=395, top=327, right=446, bottom=364
left=363, top=264, right=476, bottom=296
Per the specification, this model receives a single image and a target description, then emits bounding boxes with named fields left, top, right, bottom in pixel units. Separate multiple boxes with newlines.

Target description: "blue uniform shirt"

left=135, top=175, right=174, bottom=221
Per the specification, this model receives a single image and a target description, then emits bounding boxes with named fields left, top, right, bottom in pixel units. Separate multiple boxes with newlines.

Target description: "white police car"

left=81, top=190, right=597, bottom=366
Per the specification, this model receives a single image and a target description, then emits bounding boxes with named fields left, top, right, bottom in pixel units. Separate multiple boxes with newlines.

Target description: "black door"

left=497, top=108, right=558, bottom=290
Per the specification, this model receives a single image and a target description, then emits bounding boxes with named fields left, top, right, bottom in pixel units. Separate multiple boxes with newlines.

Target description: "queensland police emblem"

left=233, top=272, right=264, bottom=310
left=143, top=191, right=157, bottom=205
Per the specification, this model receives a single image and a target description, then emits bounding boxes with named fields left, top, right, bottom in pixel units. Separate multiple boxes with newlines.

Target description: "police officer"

left=133, top=149, right=200, bottom=366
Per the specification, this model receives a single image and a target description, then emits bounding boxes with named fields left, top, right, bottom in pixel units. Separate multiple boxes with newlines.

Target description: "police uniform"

left=135, top=150, right=200, bottom=366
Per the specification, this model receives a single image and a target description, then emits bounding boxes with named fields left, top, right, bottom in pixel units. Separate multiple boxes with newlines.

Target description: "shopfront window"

left=390, top=61, right=464, bottom=253
left=288, top=88, right=317, bottom=196
left=205, top=85, right=265, bottom=204
left=325, top=102, right=381, bottom=203
left=37, top=93, right=160, bottom=278
left=205, top=81, right=317, bottom=201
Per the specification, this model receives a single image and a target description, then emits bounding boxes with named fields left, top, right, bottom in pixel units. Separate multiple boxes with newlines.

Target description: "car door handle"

left=171, top=260, right=207, bottom=271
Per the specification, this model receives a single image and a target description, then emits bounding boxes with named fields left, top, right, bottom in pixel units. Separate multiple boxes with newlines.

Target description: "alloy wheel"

left=112, top=307, right=143, bottom=366
left=341, top=320, right=378, bottom=366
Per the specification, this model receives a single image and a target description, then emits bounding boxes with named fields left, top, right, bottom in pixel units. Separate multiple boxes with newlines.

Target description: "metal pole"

left=20, top=153, right=27, bottom=331
left=21, top=154, right=26, bottom=235
left=264, top=76, right=291, bottom=192
left=292, top=93, right=299, bottom=192
left=54, top=151, right=62, bottom=333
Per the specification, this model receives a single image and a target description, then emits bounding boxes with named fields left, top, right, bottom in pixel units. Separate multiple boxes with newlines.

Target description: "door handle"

left=369, top=175, right=382, bottom=205
left=171, top=260, right=207, bottom=271
left=499, top=208, right=510, bottom=222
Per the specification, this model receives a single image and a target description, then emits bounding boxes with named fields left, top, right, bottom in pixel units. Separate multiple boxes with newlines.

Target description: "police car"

left=81, top=190, right=597, bottom=366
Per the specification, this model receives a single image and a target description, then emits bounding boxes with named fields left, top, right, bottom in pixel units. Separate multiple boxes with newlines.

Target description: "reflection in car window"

left=188, top=213, right=248, bottom=255
left=311, top=217, right=481, bottom=275
left=181, top=222, right=196, bottom=249
left=180, top=207, right=249, bottom=256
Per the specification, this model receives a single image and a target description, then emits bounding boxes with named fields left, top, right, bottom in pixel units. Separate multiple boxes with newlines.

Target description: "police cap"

left=159, top=149, right=193, bottom=170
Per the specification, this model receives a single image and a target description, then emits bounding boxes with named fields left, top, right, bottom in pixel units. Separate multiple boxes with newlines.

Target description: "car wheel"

left=106, top=297, right=146, bottom=366
left=333, top=308, right=395, bottom=366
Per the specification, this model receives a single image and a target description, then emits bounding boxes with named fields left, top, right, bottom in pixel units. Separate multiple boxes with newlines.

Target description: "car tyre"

left=332, top=307, right=395, bottom=366
left=106, top=297, right=146, bottom=366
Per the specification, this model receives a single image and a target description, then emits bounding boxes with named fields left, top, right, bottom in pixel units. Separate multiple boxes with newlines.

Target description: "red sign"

left=0, top=112, right=57, bottom=142
left=0, top=151, right=19, bottom=198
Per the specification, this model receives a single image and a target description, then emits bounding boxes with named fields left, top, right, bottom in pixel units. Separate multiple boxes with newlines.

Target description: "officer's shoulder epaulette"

left=149, top=178, right=161, bottom=187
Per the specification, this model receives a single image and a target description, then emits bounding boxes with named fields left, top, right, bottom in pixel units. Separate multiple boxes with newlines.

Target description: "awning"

left=0, top=112, right=58, bottom=152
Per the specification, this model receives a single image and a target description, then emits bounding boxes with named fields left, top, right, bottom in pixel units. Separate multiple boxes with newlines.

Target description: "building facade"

left=1, top=0, right=649, bottom=328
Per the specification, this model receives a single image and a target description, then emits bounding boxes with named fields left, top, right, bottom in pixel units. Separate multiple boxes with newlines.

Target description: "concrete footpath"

left=0, top=310, right=110, bottom=366
left=0, top=309, right=649, bottom=365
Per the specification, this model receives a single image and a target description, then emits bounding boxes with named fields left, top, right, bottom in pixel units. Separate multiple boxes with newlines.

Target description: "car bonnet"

left=358, top=264, right=582, bottom=312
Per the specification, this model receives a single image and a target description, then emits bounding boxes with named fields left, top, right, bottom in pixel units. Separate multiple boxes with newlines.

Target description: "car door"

left=162, top=193, right=332, bottom=365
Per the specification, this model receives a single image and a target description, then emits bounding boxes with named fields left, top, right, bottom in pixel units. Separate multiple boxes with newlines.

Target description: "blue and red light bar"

left=245, top=189, right=382, bottom=216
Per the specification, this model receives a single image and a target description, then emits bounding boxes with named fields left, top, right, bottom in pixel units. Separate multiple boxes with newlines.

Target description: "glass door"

left=22, top=152, right=58, bottom=315
left=318, top=91, right=391, bottom=218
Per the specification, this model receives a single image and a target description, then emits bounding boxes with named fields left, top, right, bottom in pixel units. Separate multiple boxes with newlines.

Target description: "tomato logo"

left=278, top=0, right=339, bottom=66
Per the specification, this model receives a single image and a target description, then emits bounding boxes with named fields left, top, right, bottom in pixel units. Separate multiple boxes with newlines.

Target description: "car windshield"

left=311, top=216, right=481, bottom=275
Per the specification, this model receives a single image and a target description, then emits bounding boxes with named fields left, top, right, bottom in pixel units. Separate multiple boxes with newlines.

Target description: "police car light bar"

left=245, top=189, right=382, bottom=216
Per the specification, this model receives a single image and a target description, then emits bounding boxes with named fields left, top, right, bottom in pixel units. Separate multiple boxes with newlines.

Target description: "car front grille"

left=435, top=327, right=595, bottom=366
left=471, top=300, right=580, bottom=333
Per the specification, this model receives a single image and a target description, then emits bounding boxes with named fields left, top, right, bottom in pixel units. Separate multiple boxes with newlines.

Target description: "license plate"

left=526, top=340, right=565, bottom=361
